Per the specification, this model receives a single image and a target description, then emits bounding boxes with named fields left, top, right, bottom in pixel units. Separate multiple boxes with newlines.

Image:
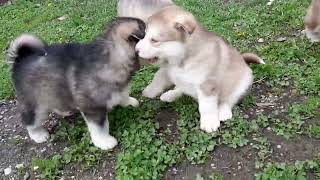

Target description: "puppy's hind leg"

left=219, top=72, right=253, bottom=121
left=22, top=106, right=49, bottom=143
left=81, top=110, right=117, bottom=150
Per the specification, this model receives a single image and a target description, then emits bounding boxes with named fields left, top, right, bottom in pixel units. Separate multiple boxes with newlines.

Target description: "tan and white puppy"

left=117, top=0, right=174, bottom=65
left=136, top=6, right=264, bottom=133
left=304, top=0, right=320, bottom=42
left=117, top=0, right=174, bottom=22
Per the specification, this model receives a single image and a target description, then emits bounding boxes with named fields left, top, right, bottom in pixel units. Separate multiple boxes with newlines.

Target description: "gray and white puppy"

left=117, top=0, right=174, bottom=21
left=8, top=17, right=146, bottom=150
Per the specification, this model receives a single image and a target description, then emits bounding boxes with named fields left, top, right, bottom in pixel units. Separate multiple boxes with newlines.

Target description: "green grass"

left=271, top=96, right=320, bottom=139
left=305, top=125, right=320, bottom=139
left=1, top=0, right=320, bottom=179
left=0, top=0, right=117, bottom=98
left=32, top=154, right=62, bottom=180
left=256, top=160, right=320, bottom=180
left=196, top=172, right=224, bottom=180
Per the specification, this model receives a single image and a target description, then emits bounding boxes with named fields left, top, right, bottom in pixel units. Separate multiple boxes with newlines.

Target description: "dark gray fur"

left=8, top=17, right=145, bottom=147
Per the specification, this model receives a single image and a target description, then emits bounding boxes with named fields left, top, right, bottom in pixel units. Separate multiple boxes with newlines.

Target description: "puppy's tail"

left=7, top=34, right=46, bottom=64
left=242, top=53, right=265, bottom=65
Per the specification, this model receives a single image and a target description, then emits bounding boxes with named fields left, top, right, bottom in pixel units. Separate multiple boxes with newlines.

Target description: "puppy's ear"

left=117, top=23, right=136, bottom=40
left=174, top=13, right=196, bottom=35
left=117, top=21, right=145, bottom=42
left=127, top=34, right=141, bottom=44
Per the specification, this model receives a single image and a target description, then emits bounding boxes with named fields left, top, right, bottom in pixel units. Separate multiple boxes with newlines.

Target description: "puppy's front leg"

left=120, top=87, right=139, bottom=107
left=81, top=111, right=117, bottom=150
left=197, top=83, right=220, bottom=133
left=160, top=87, right=183, bottom=102
left=120, top=89, right=139, bottom=107
left=121, top=97, right=139, bottom=107
left=143, top=68, right=172, bottom=98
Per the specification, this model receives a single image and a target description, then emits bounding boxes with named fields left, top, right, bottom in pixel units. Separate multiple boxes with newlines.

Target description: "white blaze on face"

left=135, top=24, right=187, bottom=65
left=136, top=26, right=161, bottom=59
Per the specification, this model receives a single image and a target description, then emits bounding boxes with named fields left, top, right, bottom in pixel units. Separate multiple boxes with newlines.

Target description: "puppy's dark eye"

left=130, top=34, right=141, bottom=41
left=127, top=34, right=140, bottom=44
left=151, top=38, right=159, bottom=43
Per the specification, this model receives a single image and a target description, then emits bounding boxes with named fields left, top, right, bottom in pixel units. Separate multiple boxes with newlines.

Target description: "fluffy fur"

left=117, top=0, right=175, bottom=65
left=135, top=6, right=264, bottom=133
left=117, top=0, right=174, bottom=22
left=8, top=17, right=146, bottom=150
left=304, top=0, right=320, bottom=42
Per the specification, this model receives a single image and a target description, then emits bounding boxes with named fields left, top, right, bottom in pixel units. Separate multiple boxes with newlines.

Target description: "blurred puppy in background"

left=117, top=0, right=174, bottom=65
left=117, top=0, right=174, bottom=22
left=304, top=0, right=320, bottom=42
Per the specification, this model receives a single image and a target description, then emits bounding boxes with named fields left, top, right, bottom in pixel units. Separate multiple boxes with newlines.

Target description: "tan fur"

left=147, top=6, right=198, bottom=42
left=151, top=6, right=255, bottom=96
left=304, top=0, right=320, bottom=42
left=200, top=78, right=218, bottom=96
left=117, top=0, right=174, bottom=65
left=137, top=6, right=264, bottom=132
left=305, top=0, right=320, bottom=30
left=242, top=53, right=265, bottom=64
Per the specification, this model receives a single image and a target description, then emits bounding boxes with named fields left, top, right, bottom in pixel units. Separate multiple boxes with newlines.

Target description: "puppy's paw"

left=160, top=90, right=177, bottom=102
left=127, top=97, right=139, bottom=107
left=200, top=116, right=220, bottom=133
left=28, top=127, right=49, bottom=143
left=218, top=106, right=232, bottom=122
left=54, top=110, right=74, bottom=117
left=92, top=135, right=118, bottom=150
left=142, top=86, right=159, bottom=99
left=304, top=29, right=320, bottom=42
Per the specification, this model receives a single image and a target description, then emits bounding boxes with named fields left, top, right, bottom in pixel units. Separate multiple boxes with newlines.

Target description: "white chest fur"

left=167, top=65, right=207, bottom=99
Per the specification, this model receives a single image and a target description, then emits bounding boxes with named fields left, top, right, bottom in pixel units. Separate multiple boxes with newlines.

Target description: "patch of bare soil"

left=165, top=132, right=320, bottom=180
left=0, top=100, right=55, bottom=179
left=1, top=82, right=319, bottom=179
left=266, top=131, right=320, bottom=163
left=165, top=83, right=320, bottom=180
left=0, top=100, right=117, bottom=179
left=61, top=155, right=117, bottom=180
left=154, top=110, right=179, bottom=143
left=166, top=145, right=256, bottom=180
left=0, top=103, right=180, bottom=179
